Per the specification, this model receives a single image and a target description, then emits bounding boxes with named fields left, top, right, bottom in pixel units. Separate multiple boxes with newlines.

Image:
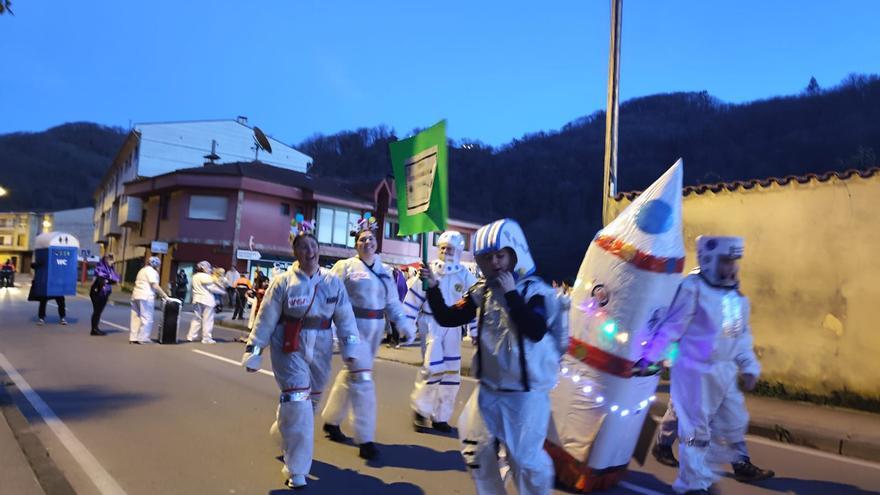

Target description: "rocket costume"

left=242, top=261, right=361, bottom=486
left=641, top=236, right=772, bottom=493
left=546, top=160, right=685, bottom=492
left=320, top=252, right=416, bottom=455
left=407, top=231, right=477, bottom=430
left=427, top=219, right=566, bottom=495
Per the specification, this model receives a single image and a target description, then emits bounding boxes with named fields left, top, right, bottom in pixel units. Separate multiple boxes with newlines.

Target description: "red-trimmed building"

left=121, top=161, right=482, bottom=291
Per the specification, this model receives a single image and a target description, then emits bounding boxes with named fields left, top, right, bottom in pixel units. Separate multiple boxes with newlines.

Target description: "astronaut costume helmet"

left=696, top=236, right=744, bottom=287
left=473, top=219, right=536, bottom=278
left=196, top=260, right=212, bottom=273
left=436, top=230, right=465, bottom=273
left=148, top=256, right=161, bottom=269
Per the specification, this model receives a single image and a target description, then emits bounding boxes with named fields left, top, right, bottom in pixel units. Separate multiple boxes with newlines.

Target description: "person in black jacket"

left=89, top=254, right=120, bottom=335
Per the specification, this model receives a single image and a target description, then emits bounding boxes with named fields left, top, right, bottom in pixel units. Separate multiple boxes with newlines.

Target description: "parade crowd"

left=25, top=212, right=772, bottom=495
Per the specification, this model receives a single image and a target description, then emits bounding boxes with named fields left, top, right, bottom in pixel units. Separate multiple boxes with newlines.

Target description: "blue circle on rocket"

left=635, top=199, right=673, bottom=234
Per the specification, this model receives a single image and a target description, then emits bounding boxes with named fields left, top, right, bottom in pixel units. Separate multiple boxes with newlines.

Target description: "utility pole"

left=602, top=0, right=623, bottom=226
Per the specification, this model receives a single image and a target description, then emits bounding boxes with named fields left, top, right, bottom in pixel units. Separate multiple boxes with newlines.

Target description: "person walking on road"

left=242, top=219, right=363, bottom=490
left=28, top=260, right=67, bottom=326
left=90, top=254, right=120, bottom=336
left=636, top=236, right=774, bottom=495
left=174, top=269, right=188, bottom=300
left=320, top=214, right=416, bottom=461
left=225, top=265, right=240, bottom=311
left=130, top=256, right=169, bottom=344
left=232, top=273, right=252, bottom=320
left=187, top=261, right=227, bottom=344
left=419, top=219, right=564, bottom=495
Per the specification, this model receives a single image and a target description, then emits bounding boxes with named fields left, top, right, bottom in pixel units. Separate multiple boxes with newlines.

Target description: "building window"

left=160, top=195, right=170, bottom=220
left=0, top=235, right=11, bottom=246
left=16, top=234, right=25, bottom=247
left=188, top=195, right=228, bottom=220
left=317, top=205, right=360, bottom=247
left=281, top=203, right=290, bottom=216
left=383, top=221, right=418, bottom=243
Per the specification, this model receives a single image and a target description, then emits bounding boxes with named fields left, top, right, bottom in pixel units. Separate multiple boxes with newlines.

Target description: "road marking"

left=0, top=351, right=128, bottom=495
left=618, top=481, right=667, bottom=495
left=192, top=349, right=275, bottom=377
left=746, top=434, right=880, bottom=471
left=100, top=319, right=129, bottom=332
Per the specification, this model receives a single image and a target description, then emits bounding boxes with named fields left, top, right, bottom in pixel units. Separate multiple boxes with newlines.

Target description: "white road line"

left=746, top=434, right=880, bottom=471
left=100, top=319, right=129, bottom=332
left=0, top=351, right=128, bottom=495
left=619, top=480, right=667, bottom=495
left=191, top=349, right=275, bottom=377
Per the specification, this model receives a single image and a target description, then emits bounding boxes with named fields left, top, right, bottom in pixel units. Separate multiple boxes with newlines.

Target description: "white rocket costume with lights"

left=321, top=254, right=416, bottom=444
left=407, top=231, right=478, bottom=425
left=643, top=236, right=761, bottom=494
left=427, top=219, right=566, bottom=495
left=242, top=262, right=361, bottom=481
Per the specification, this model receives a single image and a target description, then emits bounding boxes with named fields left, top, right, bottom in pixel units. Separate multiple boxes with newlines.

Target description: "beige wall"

left=611, top=172, right=880, bottom=398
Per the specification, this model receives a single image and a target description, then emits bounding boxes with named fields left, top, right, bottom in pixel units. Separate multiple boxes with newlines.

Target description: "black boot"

left=359, top=441, right=379, bottom=460
left=413, top=412, right=430, bottom=431
left=432, top=421, right=452, bottom=433
left=90, top=328, right=106, bottom=336
left=732, top=459, right=775, bottom=483
left=322, top=423, right=346, bottom=443
left=651, top=443, right=679, bottom=467
left=683, top=490, right=711, bottom=495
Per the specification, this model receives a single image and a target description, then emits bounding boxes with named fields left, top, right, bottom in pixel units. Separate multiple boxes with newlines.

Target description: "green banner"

left=389, top=120, right=448, bottom=236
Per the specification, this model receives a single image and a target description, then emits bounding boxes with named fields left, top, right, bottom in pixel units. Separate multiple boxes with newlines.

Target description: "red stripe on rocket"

left=547, top=159, right=685, bottom=491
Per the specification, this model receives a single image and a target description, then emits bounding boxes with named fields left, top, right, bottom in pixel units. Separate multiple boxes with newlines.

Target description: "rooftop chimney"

left=236, top=115, right=249, bottom=125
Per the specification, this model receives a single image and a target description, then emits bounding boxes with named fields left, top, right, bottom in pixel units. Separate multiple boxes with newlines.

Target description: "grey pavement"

left=1, top=280, right=879, bottom=494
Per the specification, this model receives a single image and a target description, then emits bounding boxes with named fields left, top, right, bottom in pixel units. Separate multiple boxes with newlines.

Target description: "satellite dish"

left=253, top=127, right=273, bottom=154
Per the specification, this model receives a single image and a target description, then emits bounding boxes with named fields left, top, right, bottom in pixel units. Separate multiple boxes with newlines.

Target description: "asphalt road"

left=0, top=285, right=878, bottom=495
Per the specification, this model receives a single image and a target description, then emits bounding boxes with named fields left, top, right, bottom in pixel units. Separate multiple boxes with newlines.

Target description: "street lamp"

left=0, top=185, right=8, bottom=197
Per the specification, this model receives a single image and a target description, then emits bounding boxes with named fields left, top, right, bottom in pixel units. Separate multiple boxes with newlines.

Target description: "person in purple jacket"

left=90, top=254, right=120, bottom=336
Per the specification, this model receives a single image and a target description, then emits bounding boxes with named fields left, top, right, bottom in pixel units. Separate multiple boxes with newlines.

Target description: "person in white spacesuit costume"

left=321, top=214, right=416, bottom=460
left=241, top=220, right=362, bottom=490
left=129, top=256, right=169, bottom=344
left=406, top=230, right=477, bottom=433
left=637, top=236, right=774, bottom=495
left=186, top=261, right=227, bottom=344
left=421, top=219, right=566, bottom=495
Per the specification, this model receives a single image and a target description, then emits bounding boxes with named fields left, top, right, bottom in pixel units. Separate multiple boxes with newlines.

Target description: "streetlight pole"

left=602, top=0, right=623, bottom=226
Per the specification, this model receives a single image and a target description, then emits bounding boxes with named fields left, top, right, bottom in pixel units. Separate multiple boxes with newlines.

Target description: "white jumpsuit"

left=406, top=260, right=476, bottom=423
left=129, top=266, right=160, bottom=343
left=644, top=272, right=761, bottom=493
left=242, top=263, right=361, bottom=478
left=187, top=272, right=225, bottom=342
left=433, top=276, right=563, bottom=495
left=321, top=255, right=415, bottom=444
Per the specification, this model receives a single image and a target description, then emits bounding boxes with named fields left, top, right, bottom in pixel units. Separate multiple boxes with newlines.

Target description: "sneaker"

left=286, top=474, right=307, bottom=489
left=201, top=338, right=217, bottom=344
left=652, top=443, right=679, bottom=467
left=732, top=460, right=775, bottom=483
left=432, top=421, right=452, bottom=433
left=322, top=423, right=346, bottom=443
left=413, top=412, right=430, bottom=431
left=358, top=442, right=379, bottom=460
left=60, top=318, right=68, bottom=325
left=37, top=319, right=45, bottom=326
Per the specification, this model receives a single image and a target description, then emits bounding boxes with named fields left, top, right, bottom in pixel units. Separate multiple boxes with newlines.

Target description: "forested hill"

left=0, top=122, right=126, bottom=211
left=301, top=74, right=880, bottom=279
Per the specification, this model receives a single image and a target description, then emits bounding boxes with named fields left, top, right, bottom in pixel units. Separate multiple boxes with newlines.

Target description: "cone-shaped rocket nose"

left=601, top=159, right=684, bottom=260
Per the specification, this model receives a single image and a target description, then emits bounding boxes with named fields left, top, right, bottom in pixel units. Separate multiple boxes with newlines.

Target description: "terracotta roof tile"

left=615, top=167, right=880, bottom=201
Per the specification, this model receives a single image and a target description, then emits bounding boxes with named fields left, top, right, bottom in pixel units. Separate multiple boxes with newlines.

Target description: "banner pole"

left=421, top=233, right=429, bottom=290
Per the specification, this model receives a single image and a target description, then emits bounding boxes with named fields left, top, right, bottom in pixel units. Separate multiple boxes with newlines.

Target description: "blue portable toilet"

left=31, top=232, right=80, bottom=298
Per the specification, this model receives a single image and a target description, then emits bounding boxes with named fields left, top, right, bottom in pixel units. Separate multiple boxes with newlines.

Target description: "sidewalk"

left=78, top=283, right=880, bottom=463
left=0, top=392, right=44, bottom=495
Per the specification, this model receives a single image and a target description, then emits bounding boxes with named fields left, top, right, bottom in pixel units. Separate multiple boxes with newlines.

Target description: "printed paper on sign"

left=405, top=145, right=438, bottom=215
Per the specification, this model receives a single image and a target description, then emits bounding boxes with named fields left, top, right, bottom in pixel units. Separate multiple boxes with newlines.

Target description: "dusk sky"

left=2, top=1, right=878, bottom=146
